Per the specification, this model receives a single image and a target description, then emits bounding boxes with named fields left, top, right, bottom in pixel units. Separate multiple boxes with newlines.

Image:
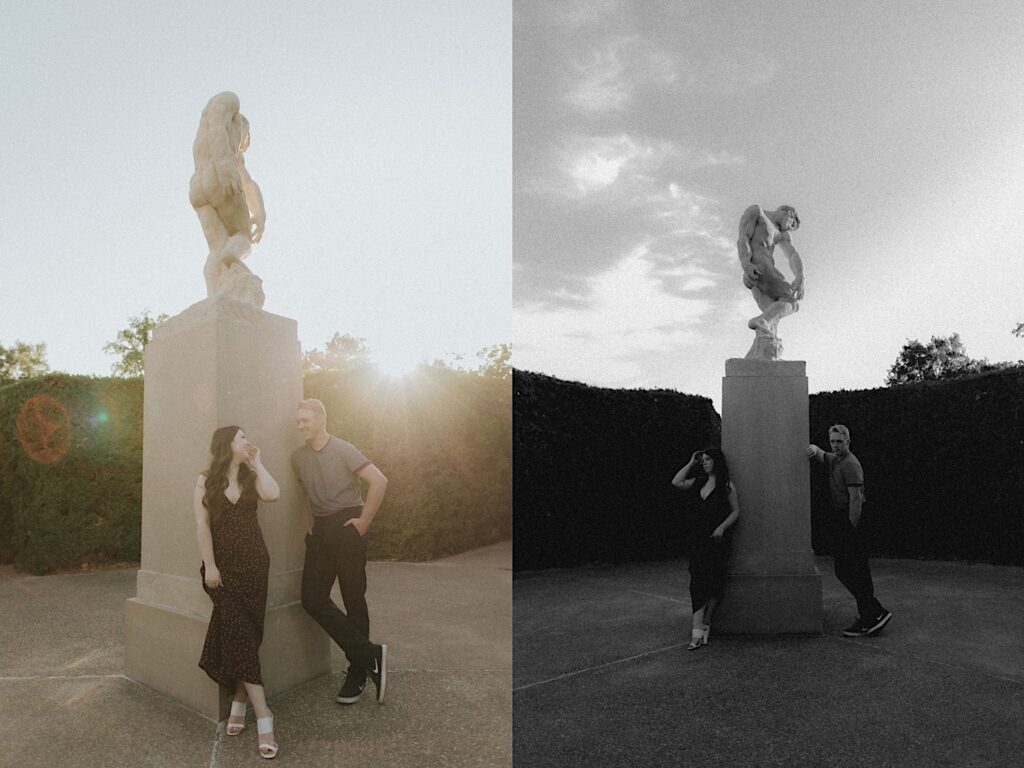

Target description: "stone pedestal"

left=714, top=358, right=823, bottom=634
left=124, top=297, right=330, bottom=720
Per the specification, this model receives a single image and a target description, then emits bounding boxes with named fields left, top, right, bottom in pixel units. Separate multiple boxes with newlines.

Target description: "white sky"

left=513, top=0, right=1024, bottom=411
left=1, top=1, right=510, bottom=378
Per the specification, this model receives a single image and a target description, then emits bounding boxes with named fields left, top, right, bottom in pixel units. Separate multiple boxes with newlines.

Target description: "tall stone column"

left=125, top=296, right=330, bottom=720
left=714, top=358, right=823, bottom=634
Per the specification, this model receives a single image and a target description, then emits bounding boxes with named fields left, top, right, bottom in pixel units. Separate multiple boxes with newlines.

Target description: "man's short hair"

left=778, top=204, right=800, bottom=229
left=829, top=424, right=851, bottom=442
left=297, top=398, right=327, bottom=421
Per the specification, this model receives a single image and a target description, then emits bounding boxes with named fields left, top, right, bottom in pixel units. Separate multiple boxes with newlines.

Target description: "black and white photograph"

left=513, top=2, right=1024, bottom=766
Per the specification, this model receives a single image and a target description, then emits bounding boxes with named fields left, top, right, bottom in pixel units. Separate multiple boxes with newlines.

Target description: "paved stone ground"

left=0, top=541, right=511, bottom=768
left=514, top=557, right=1024, bottom=768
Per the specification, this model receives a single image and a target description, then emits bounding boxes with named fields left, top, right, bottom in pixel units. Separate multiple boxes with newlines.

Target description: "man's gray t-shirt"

left=825, top=451, right=865, bottom=510
left=291, top=436, right=370, bottom=515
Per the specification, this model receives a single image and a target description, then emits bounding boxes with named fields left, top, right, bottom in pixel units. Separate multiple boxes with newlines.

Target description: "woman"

left=671, top=448, right=740, bottom=650
left=195, top=426, right=281, bottom=759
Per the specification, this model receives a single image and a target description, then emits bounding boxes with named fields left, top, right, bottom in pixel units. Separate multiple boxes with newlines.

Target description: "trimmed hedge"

left=809, top=366, right=1024, bottom=566
left=513, top=369, right=721, bottom=570
left=0, top=367, right=511, bottom=573
left=303, top=366, right=512, bottom=561
left=0, top=375, right=144, bottom=573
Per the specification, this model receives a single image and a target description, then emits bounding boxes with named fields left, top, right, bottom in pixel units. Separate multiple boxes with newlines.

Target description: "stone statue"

left=736, top=204, right=804, bottom=360
left=189, top=92, right=267, bottom=308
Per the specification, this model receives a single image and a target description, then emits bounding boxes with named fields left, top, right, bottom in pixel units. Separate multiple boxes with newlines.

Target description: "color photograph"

left=1, top=2, right=510, bottom=766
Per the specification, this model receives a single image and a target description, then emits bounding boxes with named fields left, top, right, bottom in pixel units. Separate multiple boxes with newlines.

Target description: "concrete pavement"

left=514, top=556, right=1024, bottom=768
left=0, top=541, right=511, bottom=768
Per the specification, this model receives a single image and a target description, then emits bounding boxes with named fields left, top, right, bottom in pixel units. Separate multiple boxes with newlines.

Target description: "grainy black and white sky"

left=514, top=0, right=1024, bottom=406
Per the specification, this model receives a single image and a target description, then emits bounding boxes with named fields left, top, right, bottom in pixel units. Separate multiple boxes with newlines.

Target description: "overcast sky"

left=1, top=0, right=510, bottom=378
left=513, top=0, right=1024, bottom=409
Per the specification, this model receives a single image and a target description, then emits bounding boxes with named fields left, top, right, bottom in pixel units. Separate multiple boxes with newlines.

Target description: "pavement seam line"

left=0, top=673, right=126, bottom=681
left=626, top=588, right=689, bottom=604
left=513, top=642, right=689, bottom=693
left=826, top=634, right=1024, bottom=688
left=209, top=721, right=224, bottom=768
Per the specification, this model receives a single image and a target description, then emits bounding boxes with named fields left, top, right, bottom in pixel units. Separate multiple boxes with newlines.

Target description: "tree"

left=1013, top=323, right=1024, bottom=338
left=303, top=333, right=374, bottom=374
left=885, top=333, right=1000, bottom=385
left=476, top=343, right=511, bottom=381
left=0, top=340, right=50, bottom=381
left=103, top=310, right=168, bottom=377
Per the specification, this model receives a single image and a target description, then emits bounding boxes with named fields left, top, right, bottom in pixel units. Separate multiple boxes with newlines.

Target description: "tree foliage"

left=0, top=340, right=50, bottom=381
left=885, top=333, right=1005, bottom=386
left=302, top=333, right=374, bottom=374
left=476, top=343, right=511, bottom=381
left=102, top=311, right=168, bottom=377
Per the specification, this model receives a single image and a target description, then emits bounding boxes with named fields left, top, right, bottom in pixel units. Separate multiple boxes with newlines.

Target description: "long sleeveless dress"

left=199, top=488, right=270, bottom=687
left=688, top=480, right=734, bottom=612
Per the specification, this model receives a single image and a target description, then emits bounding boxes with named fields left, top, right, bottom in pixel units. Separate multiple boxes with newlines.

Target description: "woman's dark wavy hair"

left=700, top=446, right=732, bottom=492
left=203, top=425, right=256, bottom=524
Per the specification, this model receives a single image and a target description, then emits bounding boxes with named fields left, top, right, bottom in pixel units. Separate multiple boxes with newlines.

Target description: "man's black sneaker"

left=863, top=609, right=893, bottom=636
left=367, top=643, right=387, bottom=704
left=841, top=619, right=869, bottom=637
left=335, top=669, right=367, bottom=704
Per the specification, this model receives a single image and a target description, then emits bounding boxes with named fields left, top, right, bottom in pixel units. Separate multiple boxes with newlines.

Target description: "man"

left=807, top=425, right=892, bottom=637
left=293, top=398, right=389, bottom=703
left=736, top=204, right=805, bottom=359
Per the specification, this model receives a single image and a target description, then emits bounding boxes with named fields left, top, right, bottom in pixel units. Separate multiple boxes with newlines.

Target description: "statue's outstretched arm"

left=239, top=163, right=266, bottom=243
left=779, top=236, right=804, bottom=299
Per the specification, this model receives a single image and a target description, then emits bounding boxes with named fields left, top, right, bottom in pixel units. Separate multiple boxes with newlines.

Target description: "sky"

left=513, top=0, right=1024, bottom=411
left=1, top=0, right=510, bottom=379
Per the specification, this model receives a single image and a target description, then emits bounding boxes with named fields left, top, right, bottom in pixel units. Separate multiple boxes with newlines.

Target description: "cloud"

left=541, top=0, right=626, bottom=31
left=514, top=244, right=716, bottom=385
left=557, top=133, right=677, bottom=195
left=565, top=35, right=681, bottom=114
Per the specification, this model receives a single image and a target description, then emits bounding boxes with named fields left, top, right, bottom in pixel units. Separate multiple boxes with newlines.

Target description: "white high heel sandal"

left=257, top=715, right=278, bottom=759
left=687, top=626, right=708, bottom=650
left=225, top=700, right=246, bottom=736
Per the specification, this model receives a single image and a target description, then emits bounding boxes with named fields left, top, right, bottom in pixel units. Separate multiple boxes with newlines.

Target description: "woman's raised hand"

left=245, top=444, right=262, bottom=469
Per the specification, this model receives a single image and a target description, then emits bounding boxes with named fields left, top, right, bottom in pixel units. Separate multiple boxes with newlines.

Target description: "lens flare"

left=17, top=395, right=72, bottom=464
left=88, top=411, right=110, bottom=426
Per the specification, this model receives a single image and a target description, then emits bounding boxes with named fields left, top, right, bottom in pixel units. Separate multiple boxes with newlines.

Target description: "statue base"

left=124, top=296, right=330, bottom=719
left=216, top=262, right=265, bottom=308
left=713, top=358, right=823, bottom=634
left=744, top=327, right=783, bottom=360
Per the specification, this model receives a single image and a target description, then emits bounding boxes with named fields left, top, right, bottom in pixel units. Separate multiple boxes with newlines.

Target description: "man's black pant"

left=301, top=508, right=372, bottom=672
left=832, top=509, right=883, bottom=621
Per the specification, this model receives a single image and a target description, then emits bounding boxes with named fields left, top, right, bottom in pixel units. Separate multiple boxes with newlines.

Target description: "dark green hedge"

left=809, top=366, right=1024, bottom=565
left=303, top=366, right=512, bottom=561
left=0, top=375, right=144, bottom=573
left=513, top=369, right=721, bottom=570
left=0, top=367, right=511, bottom=573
